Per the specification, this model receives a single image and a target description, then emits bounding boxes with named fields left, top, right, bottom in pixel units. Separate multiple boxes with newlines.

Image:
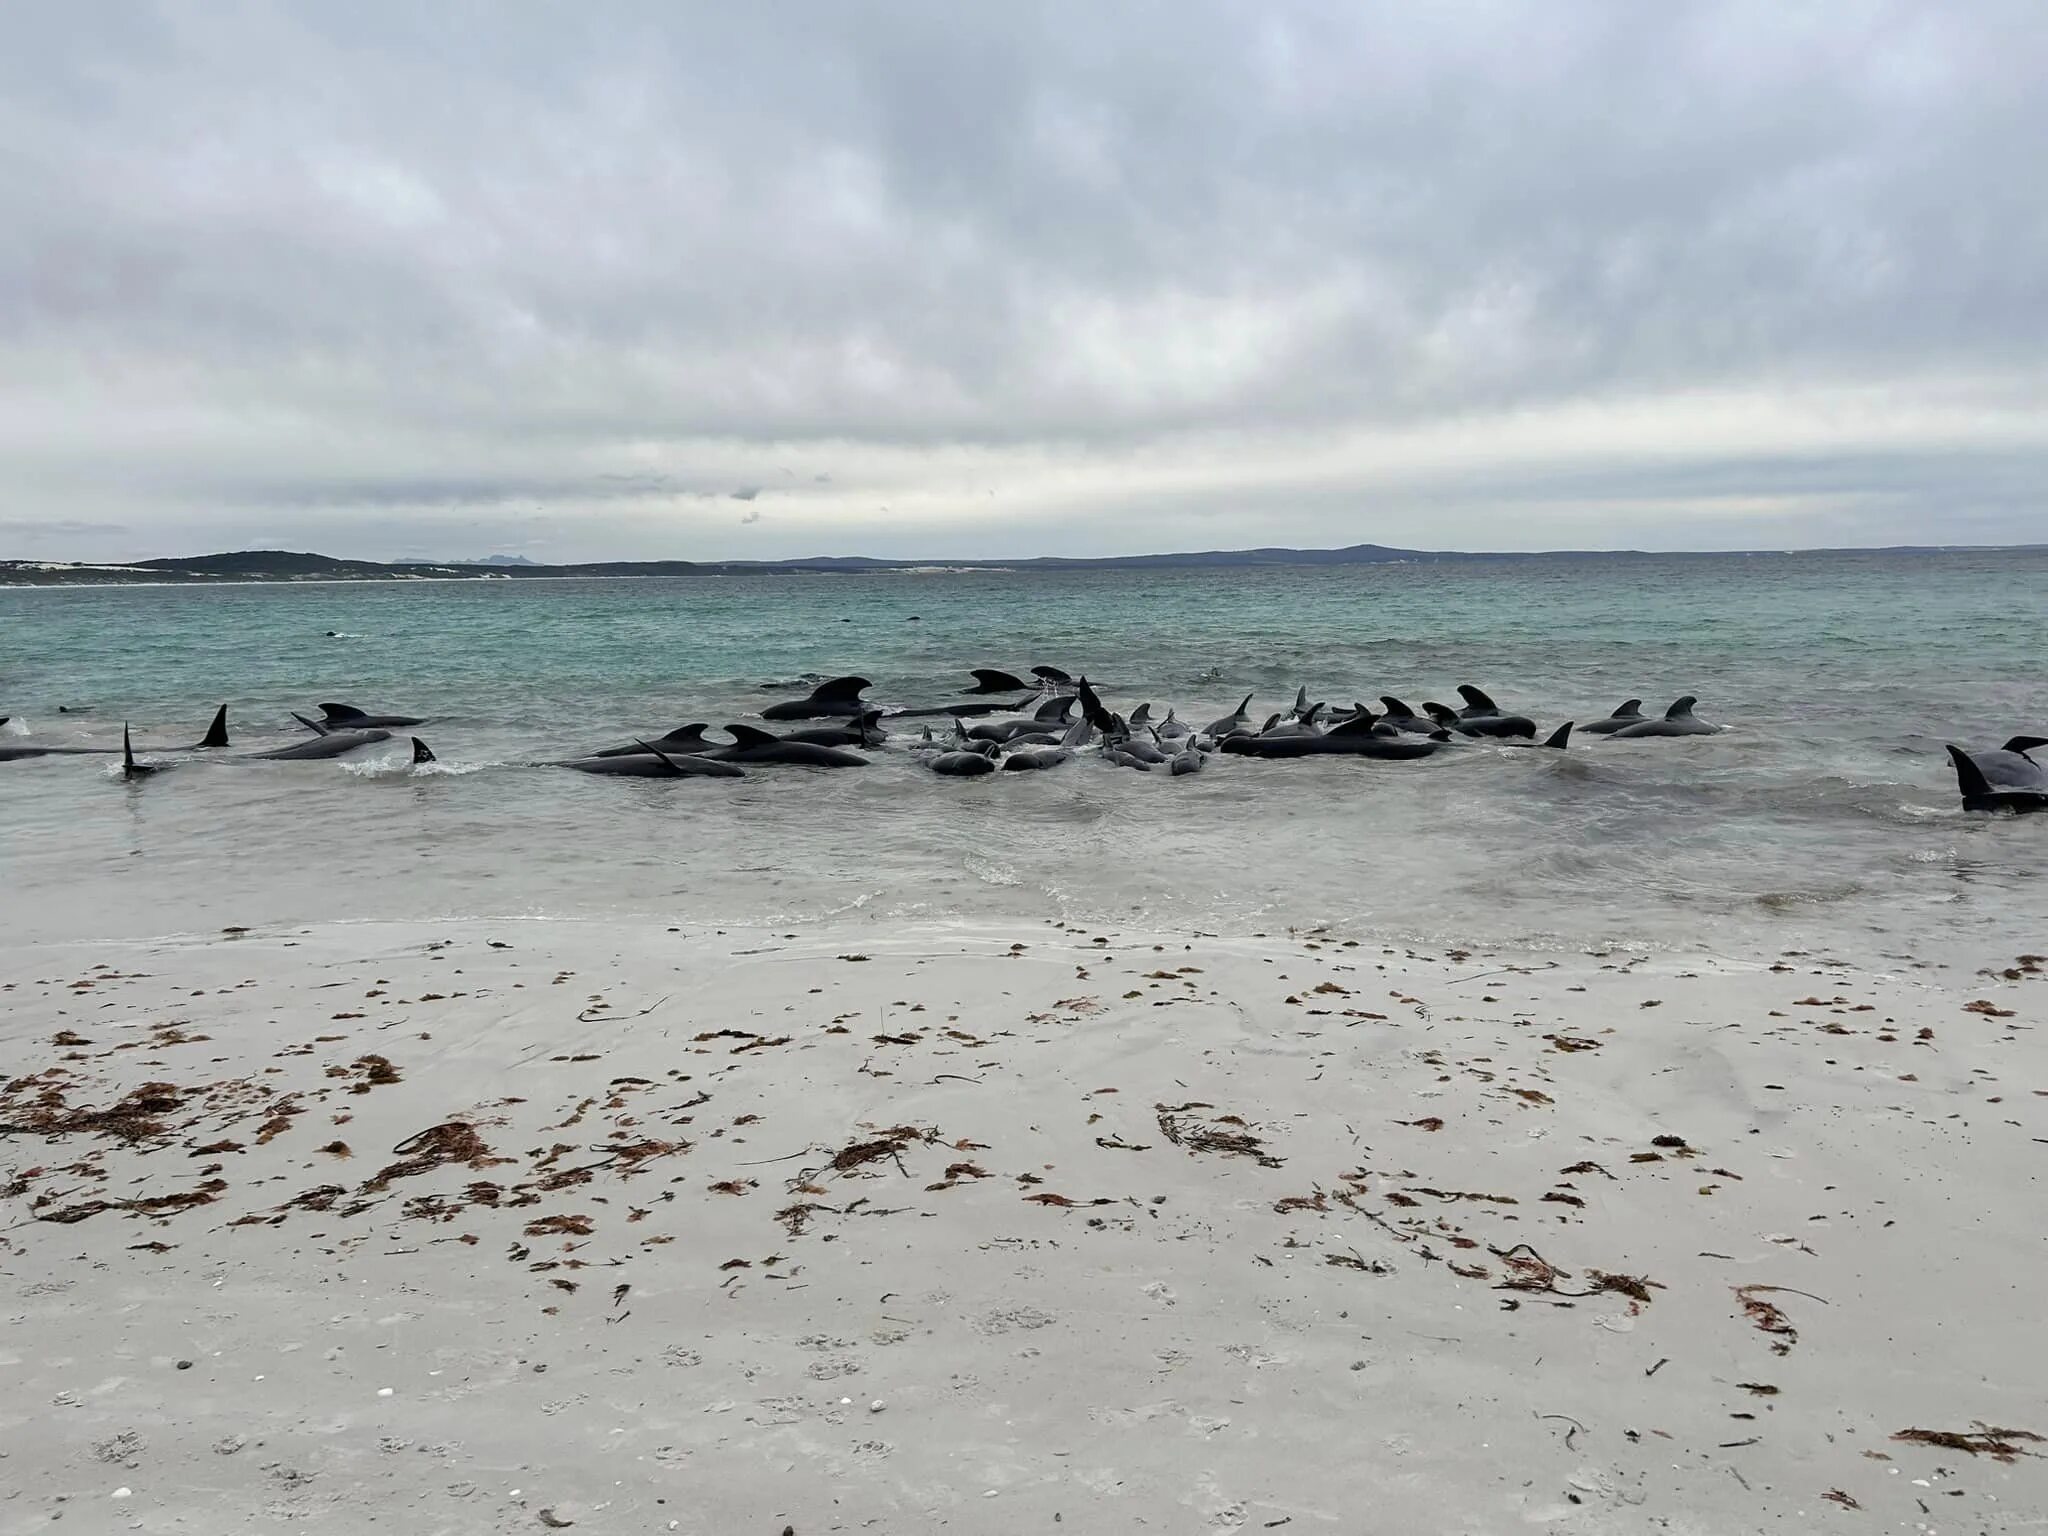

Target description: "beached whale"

left=1449, top=685, right=1539, bottom=738
left=778, top=711, right=887, bottom=749
left=930, top=744, right=1000, bottom=775
left=1948, top=745, right=2048, bottom=814
left=707, top=724, right=868, bottom=767
left=2, top=705, right=231, bottom=763
left=1608, top=696, right=1720, bottom=739
left=1002, top=746, right=1073, bottom=771
left=247, top=728, right=392, bottom=760
left=1958, top=736, right=2048, bottom=789
left=1258, top=703, right=1329, bottom=739
left=1375, top=697, right=1437, bottom=735
left=591, top=723, right=718, bottom=758
left=1578, top=700, right=1646, bottom=735
left=317, top=702, right=425, bottom=730
left=1221, top=715, right=1442, bottom=760
left=1202, top=693, right=1255, bottom=738
left=968, top=696, right=1076, bottom=743
left=761, top=676, right=872, bottom=721
left=558, top=741, right=744, bottom=777
left=1494, top=722, right=1574, bottom=750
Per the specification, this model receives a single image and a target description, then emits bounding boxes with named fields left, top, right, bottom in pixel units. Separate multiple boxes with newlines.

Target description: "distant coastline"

left=3, top=541, right=2041, bottom=587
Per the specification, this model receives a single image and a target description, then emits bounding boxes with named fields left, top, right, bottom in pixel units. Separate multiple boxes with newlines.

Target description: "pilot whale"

left=761, top=676, right=872, bottom=722
left=1608, top=696, right=1720, bottom=739
left=1948, top=745, right=2048, bottom=814
left=1578, top=700, right=1645, bottom=736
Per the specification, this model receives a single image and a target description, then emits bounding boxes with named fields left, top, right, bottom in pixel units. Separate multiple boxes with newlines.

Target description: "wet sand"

left=2, top=919, right=2043, bottom=1532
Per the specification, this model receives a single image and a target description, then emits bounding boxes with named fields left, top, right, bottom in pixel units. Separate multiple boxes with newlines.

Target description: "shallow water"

left=3, top=552, right=2044, bottom=963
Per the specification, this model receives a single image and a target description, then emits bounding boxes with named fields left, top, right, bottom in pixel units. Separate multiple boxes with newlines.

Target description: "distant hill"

left=2, top=541, right=2041, bottom=586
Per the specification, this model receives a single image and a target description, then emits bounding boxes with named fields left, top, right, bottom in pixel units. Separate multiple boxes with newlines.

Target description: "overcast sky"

left=3, top=2, right=2044, bottom=562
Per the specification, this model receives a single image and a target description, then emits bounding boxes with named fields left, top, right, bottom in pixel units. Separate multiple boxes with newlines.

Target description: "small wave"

left=1754, top=884, right=1865, bottom=912
left=340, top=756, right=494, bottom=778
left=963, top=854, right=1022, bottom=887
left=2, top=717, right=29, bottom=736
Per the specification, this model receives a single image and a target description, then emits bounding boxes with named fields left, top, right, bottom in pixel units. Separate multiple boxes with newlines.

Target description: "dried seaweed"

left=1892, top=1425, right=2043, bottom=1462
left=1491, top=1243, right=1566, bottom=1293
left=828, top=1124, right=935, bottom=1176
left=1, top=1081, right=186, bottom=1143
left=1155, top=1104, right=1283, bottom=1167
left=1733, top=1285, right=1801, bottom=1353
left=361, top=1122, right=507, bottom=1192
left=524, top=1213, right=595, bottom=1237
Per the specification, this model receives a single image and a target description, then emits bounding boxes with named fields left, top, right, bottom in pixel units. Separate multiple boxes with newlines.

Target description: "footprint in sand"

left=973, top=1304, right=1055, bottom=1335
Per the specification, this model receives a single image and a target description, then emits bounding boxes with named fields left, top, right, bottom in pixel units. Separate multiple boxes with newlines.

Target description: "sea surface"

left=3, top=553, right=2043, bottom=966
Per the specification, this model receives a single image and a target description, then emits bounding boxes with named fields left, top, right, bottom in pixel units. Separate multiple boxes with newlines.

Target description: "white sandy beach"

left=2, top=918, right=2043, bottom=1533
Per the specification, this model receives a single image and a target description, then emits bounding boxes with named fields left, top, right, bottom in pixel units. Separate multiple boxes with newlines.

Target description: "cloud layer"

left=3, top=2, right=2044, bottom=560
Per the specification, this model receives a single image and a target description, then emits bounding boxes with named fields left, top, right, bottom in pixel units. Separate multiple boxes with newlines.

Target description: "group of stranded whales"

left=4, top=675, right=2044, bottom=815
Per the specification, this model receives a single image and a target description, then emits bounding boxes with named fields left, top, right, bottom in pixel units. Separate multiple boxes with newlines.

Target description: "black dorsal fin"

left=122, top=723, right=137, bottom=775
left=808, top=676, right=870, bottom=701
left=1665, top=695, right=1698, bottom=719
left=2000, top=735, right=2048, bottom=755
left=1611, top=699, right=1643, bottom=719
left=971, top=668, right=1028, bottom=692
left=1380, top=696, right=1415, bottom=718
left=726, top=723, right=777, bottom=747
left=633, top=739, right=685, bottom=773
left=411, top=738, right=436, bottom=764
left=196, top=704, right=229, bottom=749
left=319, top=702, right=368, bottom=722
left=1328, top=712, right=1378, bottom=736
left=1457, top=684, right=1500, bottom=714
left=659, top=723, right=710, bottom=743
left=1543, top=721, right=1573, bottom=749
left=1035, top=694, right=1075, bottom=722
left=1424, top=701, right=1458, bottom=723
left=1948, top=745, right=1992, bottom=799
left=1259, top=713, right=1282, bottom=733
left=1032, top=665, right=1072, bottom=684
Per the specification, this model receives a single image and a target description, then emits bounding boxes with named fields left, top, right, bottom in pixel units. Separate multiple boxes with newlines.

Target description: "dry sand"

left=2, top=918, right=2043, bottom=1533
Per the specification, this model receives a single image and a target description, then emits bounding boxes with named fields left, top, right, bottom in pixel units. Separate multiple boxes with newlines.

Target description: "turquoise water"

left=3, top=553, right=2044, bottom=961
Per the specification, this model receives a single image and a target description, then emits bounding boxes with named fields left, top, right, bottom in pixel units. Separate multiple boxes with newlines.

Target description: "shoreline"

left=3, top=915, right=2040, bottom=1530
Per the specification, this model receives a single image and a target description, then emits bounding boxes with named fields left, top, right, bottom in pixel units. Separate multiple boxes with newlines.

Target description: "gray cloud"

left=2, top=2, right=2045, bottom=561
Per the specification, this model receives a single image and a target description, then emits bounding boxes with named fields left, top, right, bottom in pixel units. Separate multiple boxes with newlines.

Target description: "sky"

left=2, top=2, right=2045, bottom=563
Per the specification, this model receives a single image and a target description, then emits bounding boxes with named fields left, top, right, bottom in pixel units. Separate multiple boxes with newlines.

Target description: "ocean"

left=3, top=551, right=2043, bottom=964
